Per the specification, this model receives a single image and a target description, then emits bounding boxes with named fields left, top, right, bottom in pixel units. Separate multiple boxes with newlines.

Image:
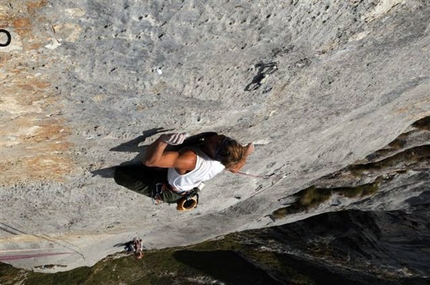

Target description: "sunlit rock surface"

left=0, top=0, right=429, bottom=276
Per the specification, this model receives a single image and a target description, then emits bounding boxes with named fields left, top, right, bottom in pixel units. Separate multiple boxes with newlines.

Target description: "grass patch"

left=271, top=181, right=379, bottom=219
left=348, top=145, right=430, bottom=175
left=334, top=181, right=379, bottom=198
left=0, top=263, right=27, bottom=285
left=299, top=186, right=332, bottom=208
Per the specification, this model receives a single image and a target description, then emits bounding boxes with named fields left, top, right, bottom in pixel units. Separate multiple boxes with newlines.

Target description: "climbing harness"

left=152, top=183, right=200, bottom=211
left=0, top=29, right=11, bottom=47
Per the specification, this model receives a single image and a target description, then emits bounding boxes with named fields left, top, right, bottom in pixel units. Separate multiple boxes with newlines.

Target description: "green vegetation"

left=271, top=181, right=379, bottom=219
left=348, top=145, right=430, bottom=174
left=0, top=263, right=27, bottom=285
left=299, top=186, right=332, bottom=208
left=0, top=237, right=318, bottom=285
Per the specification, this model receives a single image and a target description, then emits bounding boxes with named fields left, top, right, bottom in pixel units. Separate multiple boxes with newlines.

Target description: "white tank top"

left=167, top=148, right=225, bottom=192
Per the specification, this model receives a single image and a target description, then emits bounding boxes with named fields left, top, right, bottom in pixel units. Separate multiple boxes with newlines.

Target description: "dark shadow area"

left=412, top=115, right=430, bottom=131
left=109, top=127, right=169, bottom=153
left=91, top=128, right=171, bottom=179
left=244, top=62, right=278, bottom=91
left=112, top=164, right=166, bottom=199
left=113, top=241, right=134, bottom=251
left=405, top=189, right=430, bottom=207
left=256, top=209, right=430, bottom=280
left=90, top=166, right=116, bottom=178
left=271, top=252, right=401, bottom=285
left=173, top=250, right=281, bottom=285
left=109, top=127, right=172, bottom=165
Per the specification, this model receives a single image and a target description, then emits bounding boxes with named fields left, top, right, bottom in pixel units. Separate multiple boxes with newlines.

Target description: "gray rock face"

left=0, top=0, right=429, bottom=273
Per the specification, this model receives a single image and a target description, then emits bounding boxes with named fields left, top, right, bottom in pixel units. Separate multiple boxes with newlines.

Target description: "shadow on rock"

left=109, top=127, right=169, bottom=153
left=91, top=166, right=116, bottom=178
left=244, top=62, right=278, bottom=91
left=173, top=250, right=280, bottom=285
left=91, top=128, right=171, bottom=178
left=112, top=164, right=166, bottom=199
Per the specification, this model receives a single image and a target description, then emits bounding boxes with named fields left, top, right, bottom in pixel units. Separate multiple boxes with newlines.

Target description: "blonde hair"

left=217, top=138, right=247, bottom=169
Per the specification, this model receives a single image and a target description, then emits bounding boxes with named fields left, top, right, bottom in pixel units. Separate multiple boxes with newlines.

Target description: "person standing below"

left=133, top=237, right=144, bottom=259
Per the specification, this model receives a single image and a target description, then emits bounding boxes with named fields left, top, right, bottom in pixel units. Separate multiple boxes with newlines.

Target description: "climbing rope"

left=236, top=171, right=284, bottom=180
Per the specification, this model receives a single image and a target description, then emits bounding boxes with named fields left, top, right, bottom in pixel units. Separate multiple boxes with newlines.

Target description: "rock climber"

left=144, top=132, right=254, bottom=191
left=114, top=132, right=254, bottom=208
